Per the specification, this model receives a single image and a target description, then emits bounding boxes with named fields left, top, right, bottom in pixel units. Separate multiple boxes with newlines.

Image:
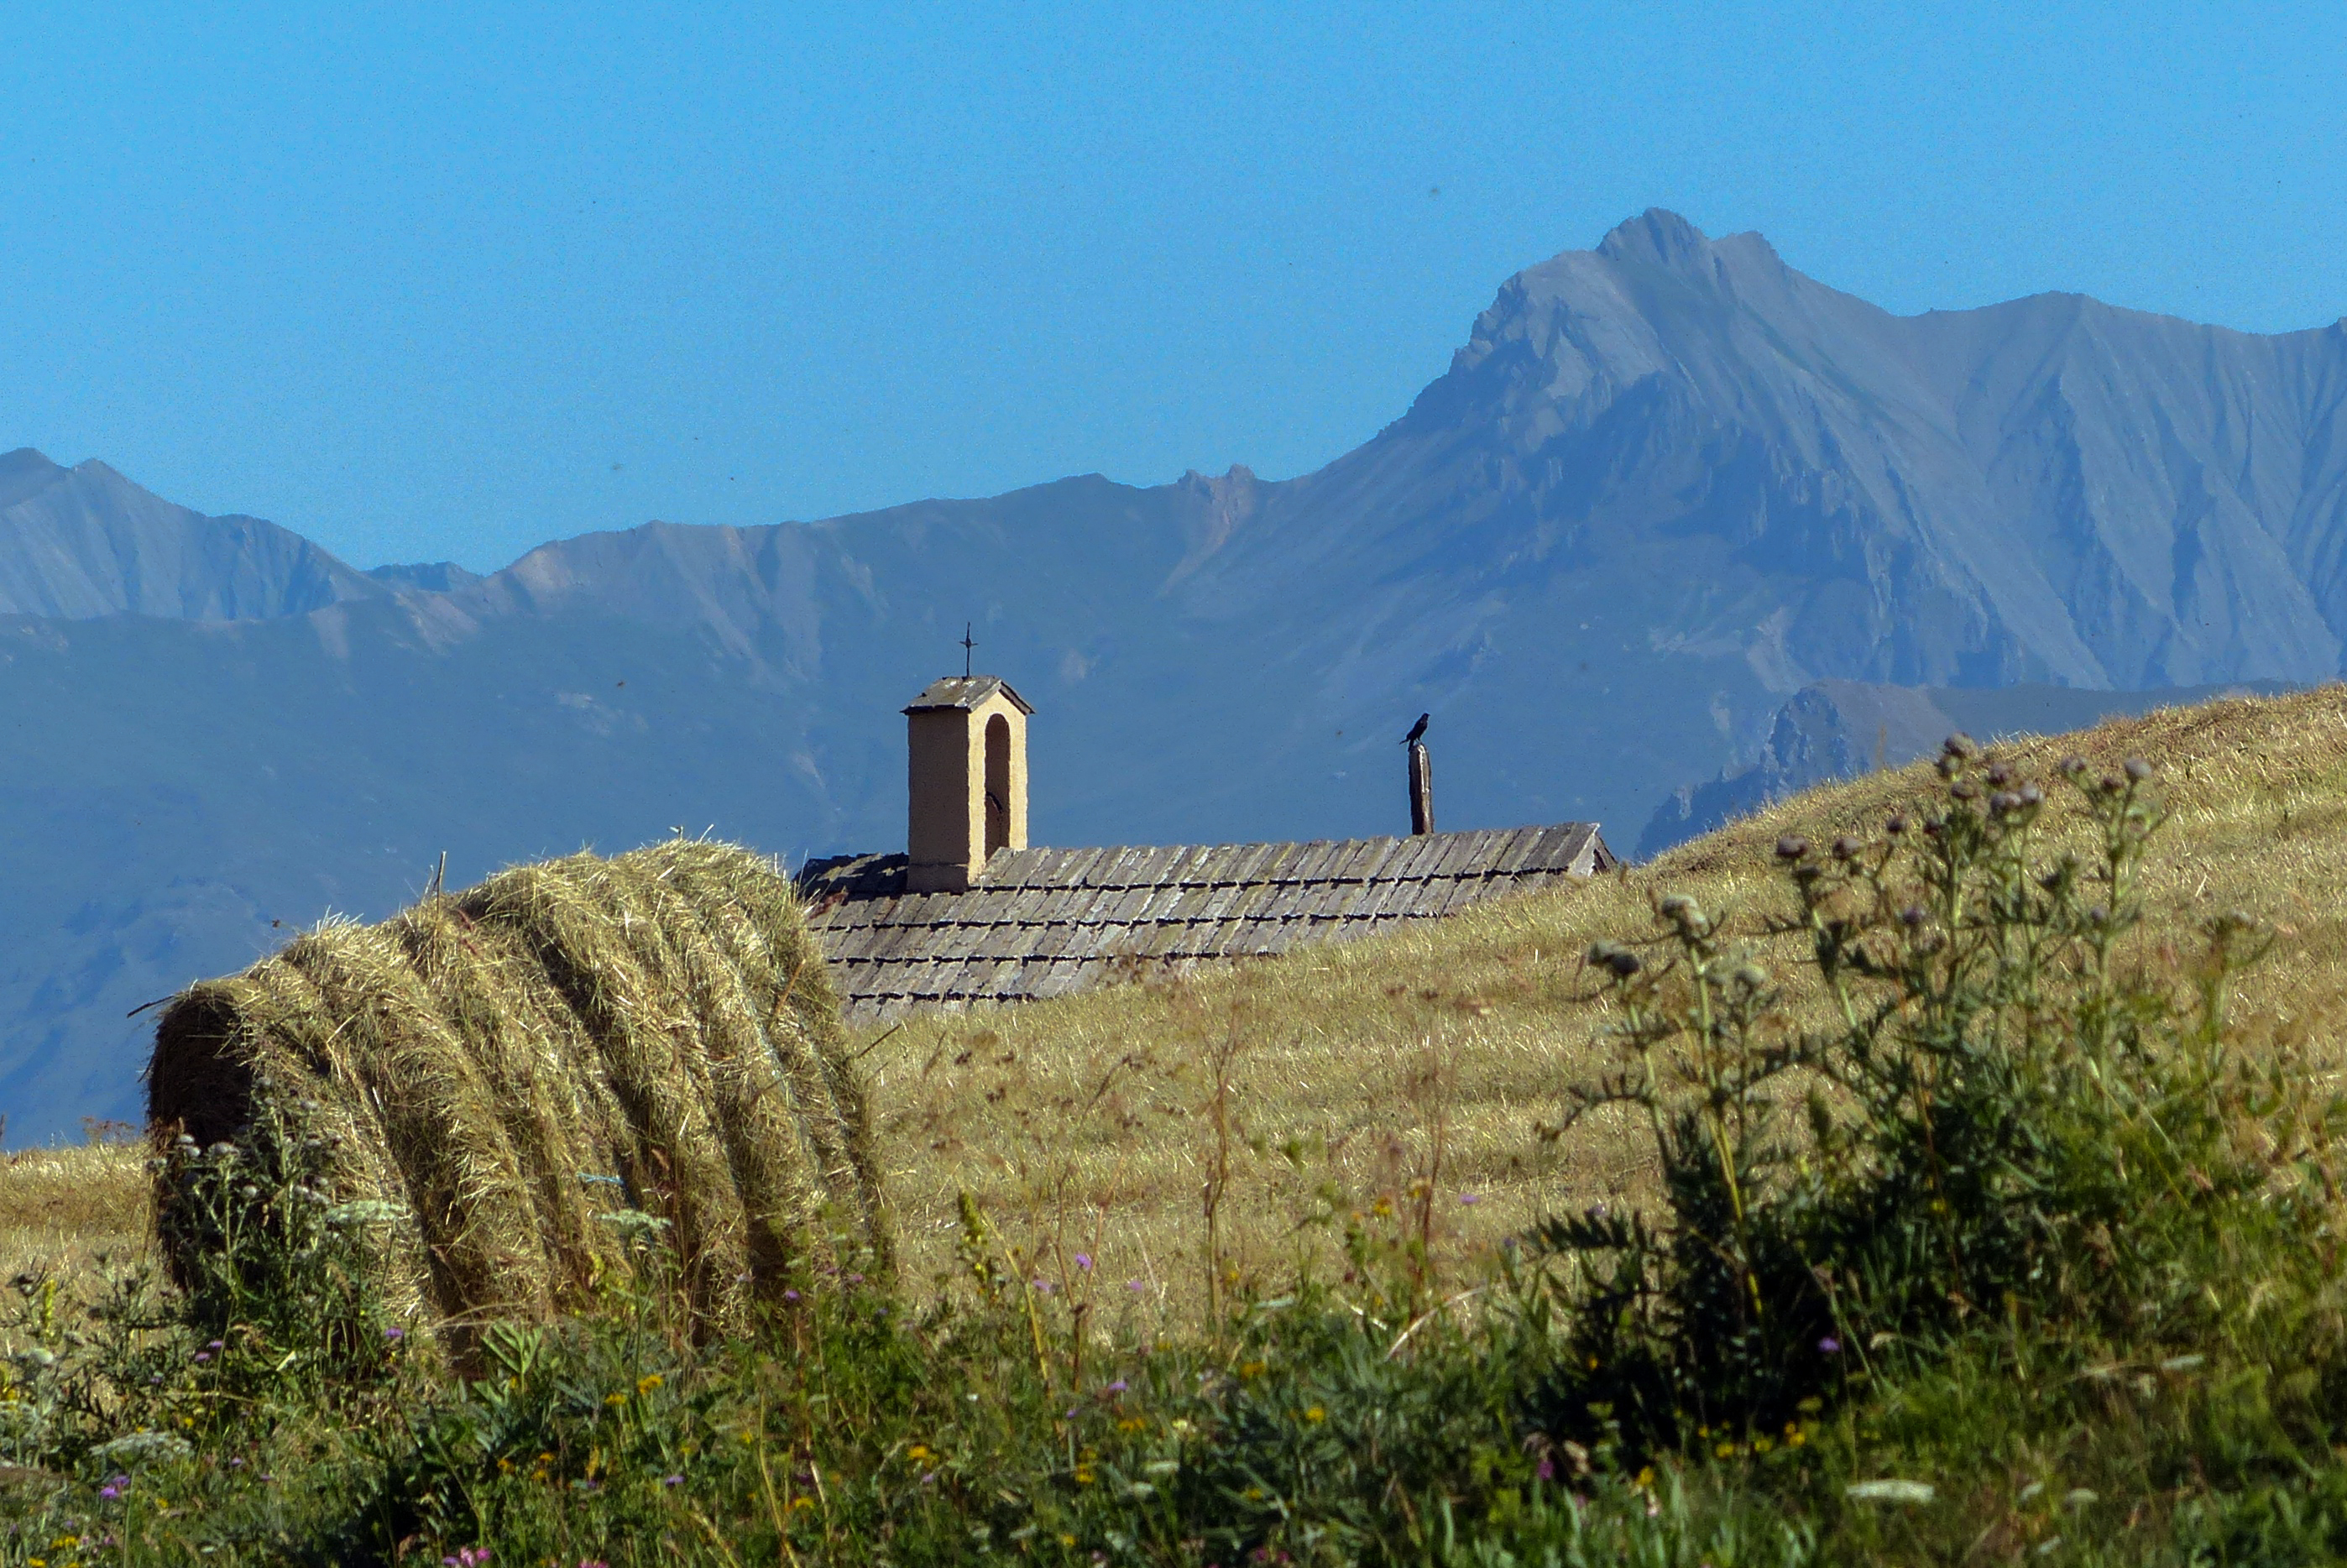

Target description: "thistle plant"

left=149, top=1084, right=401, bottom=1390
left=1532, top=738, right=2345, bottom=1455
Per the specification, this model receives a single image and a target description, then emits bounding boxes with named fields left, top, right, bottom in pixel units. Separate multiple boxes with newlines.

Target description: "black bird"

left=1402, top=713, right=1430, bottom=746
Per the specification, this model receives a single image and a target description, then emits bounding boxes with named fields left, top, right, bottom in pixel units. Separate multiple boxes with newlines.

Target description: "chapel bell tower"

left=904, top=675, right=1032, bottom=893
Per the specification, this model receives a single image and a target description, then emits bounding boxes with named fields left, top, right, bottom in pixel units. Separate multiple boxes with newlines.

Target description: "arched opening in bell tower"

left=985, top=713, right=1012, bottom=856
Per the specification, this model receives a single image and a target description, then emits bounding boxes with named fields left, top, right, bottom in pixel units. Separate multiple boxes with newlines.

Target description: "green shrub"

left=1533, top=741, right=2347, bottom=1462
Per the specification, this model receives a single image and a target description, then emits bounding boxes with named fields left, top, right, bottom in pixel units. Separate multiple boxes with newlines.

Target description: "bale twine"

left=145, top=840, right=892, bottom=1339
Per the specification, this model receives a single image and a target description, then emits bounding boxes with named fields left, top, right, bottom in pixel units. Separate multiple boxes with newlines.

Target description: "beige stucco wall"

left=907, top=690, right=1027, bottom=891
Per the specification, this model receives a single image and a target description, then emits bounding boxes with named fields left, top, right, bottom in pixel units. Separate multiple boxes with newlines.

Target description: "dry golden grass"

left=861, top=683, right=2347, bottom=1318
left=0, top=1142, right=150, bottom=1292
left=11, top=683, right=2347, bottom=1332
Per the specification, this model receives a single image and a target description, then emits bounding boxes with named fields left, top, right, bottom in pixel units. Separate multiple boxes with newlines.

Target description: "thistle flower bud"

left=2017, top=783, right=2043, bottom=807
left=1775, top=834, right=1810, bottom=860
left=1898, top=905, right=1927, bottom=928
left=1658, top=895, right=1708, bottom=933
left=1986, top=762, right=2014, bottom=787
left=1831, top=835, right=1863, bottom=860
left=1942, top=734, right=1978, bottom=760
left=2059, top=755, right=2088, bottom=777
left=1989, top=791, right=2020, bottom=813
left=1884, top=813, right=1909, bottom=835
left=1585, top=942, right=1643, bottom=979
left=2124, top=757, right=2152, bottom=782
left=1950, top=780, right=1979, bottom=801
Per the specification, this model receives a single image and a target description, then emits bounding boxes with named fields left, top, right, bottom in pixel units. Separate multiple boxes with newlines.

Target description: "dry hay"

left=145, top=839, right=891, bottom=1338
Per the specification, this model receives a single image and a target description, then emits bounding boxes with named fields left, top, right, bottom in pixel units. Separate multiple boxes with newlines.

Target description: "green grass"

left=11, top=687, right=2347, bottom=1564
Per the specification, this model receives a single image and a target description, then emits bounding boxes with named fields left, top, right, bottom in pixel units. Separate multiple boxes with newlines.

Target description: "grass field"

left=12, top=684, right=2347, bottom=1566
left=13, top=682, right=2347, bottom=1320
left=858, top=682, right=2347, bottom=1313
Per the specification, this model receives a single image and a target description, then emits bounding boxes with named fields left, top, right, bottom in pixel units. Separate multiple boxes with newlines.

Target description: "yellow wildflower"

left=1304, top=1406, right=1326, bottom=1424
left=636, top=1374, right=664, bottom=1396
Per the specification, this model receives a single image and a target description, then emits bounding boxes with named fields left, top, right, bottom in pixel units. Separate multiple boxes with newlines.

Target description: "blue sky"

left=0, top=2, right=2340, bottom=571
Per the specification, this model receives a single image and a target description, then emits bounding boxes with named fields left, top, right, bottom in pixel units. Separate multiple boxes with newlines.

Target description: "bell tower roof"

left=903, top=675, right=1034, bottom=715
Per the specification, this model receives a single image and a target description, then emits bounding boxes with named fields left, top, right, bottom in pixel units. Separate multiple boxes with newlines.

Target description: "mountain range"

left=6, top=207, right=2346, bottom=1142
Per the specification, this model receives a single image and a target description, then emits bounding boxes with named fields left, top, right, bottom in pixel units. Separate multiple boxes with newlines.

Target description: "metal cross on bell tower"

left=961, top=622, right=976, bottom=678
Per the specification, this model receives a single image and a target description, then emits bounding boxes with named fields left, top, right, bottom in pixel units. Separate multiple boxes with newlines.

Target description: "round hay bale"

left=146, top=840, right=892, bottom=1340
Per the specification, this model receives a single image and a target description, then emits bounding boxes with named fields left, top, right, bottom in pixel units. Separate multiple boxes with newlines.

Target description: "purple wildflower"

left=1126, top=1279, right=1146, bottom=1292
left=1074, top=1253, right=1093, bottom=1271
left=1819, top=1336, right=1842, bottom=1354
left=1106, top=1379, right=1128, bottom=1393
left=99, top=1485, right=120, bottom=1500
left=663, top=1474, right=683, bottom=1487
left=193, top=1351, right=211, bottom=1364
left=207, top=1339, right=224, bottom=1350
left=1535, top=1457, right=1555, bottom=1482
left=384, top=1326, right=405, bottom=1341
left=783, top=1288, right=801, bottom=1302
left=1459, top=1194, right=1482, bottom=1205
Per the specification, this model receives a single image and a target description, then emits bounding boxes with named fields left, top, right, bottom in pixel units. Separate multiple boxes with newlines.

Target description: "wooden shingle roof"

left=798, top=822, right=1615, bottom=1021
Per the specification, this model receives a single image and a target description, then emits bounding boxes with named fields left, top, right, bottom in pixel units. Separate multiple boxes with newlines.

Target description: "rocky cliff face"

left=6, top=210, right=2347, bottom=1139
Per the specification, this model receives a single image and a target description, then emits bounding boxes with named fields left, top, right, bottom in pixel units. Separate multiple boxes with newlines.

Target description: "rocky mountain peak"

left=0, top=455, right=382, bottom=621
left=1594, top=206, right=1715, bottom=269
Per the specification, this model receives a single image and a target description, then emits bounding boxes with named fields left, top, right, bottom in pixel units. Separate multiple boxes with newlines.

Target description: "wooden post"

left=1408, top=741, right=1434, bottom=835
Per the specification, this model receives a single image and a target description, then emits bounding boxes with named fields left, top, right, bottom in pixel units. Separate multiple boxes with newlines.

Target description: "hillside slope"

left=18, top=684, right=2344, bottom=1301
left=856, top=682, right=2347, bottom=1287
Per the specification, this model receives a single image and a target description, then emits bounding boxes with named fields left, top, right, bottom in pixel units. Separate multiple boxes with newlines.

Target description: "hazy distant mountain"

left=8, top=208, right=2347, bottom=1141
left=0, top=447, right=383, bottom=620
